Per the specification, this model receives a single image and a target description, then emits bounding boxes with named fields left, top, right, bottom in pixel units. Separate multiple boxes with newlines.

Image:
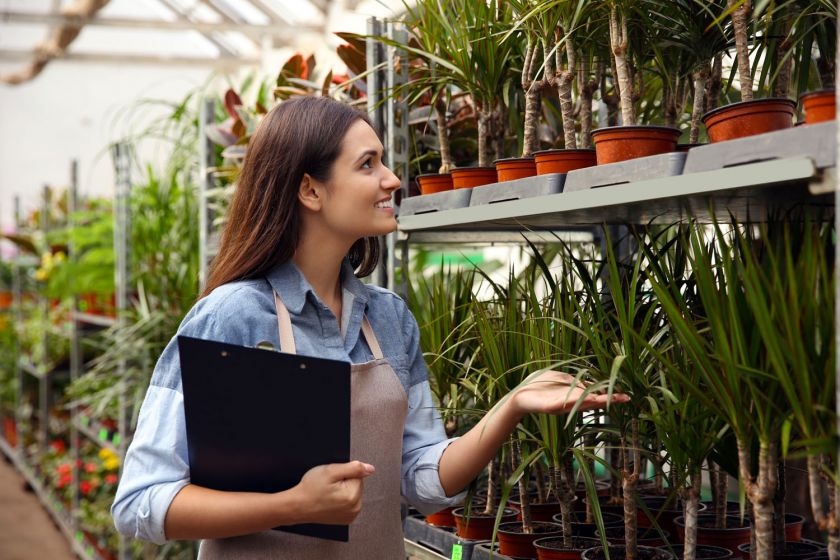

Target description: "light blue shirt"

left=111, top=258, right=465, bottom=545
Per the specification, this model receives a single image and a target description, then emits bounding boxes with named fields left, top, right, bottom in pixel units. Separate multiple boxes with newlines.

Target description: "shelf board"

left=74, top=415, right=124, bottom=455
left=18, top=358, right=70, bottom=380
left=71, top=311, right=117, bottom=328
left=397, top=158, right=833, bottom=234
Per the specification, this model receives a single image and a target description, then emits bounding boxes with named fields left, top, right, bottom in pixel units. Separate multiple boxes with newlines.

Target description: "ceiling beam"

left=0, top=48, right=259, bottom=68
left=0, top=10, right=319, bottom=38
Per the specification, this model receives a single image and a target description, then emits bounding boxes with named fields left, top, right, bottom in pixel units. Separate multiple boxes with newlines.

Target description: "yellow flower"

left=41, top=252, right=53, bottom=267
left=34, top=268, right=48, bottom=281
left=54, top=251, right=66, bottom=262
left=104, top=457, right=120, bottom=471
left=98, top=448, right=116, bottom=461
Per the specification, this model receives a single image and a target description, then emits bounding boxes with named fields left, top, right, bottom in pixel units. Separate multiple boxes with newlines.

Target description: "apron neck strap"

left=272, top=288, right=384, bottom=360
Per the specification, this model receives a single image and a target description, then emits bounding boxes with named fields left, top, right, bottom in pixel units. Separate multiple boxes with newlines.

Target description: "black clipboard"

left=178, top=335, right=351, bottom=542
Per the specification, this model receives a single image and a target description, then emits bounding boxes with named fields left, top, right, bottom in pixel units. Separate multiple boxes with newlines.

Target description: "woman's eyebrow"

left=355, top=148, right=382, bottom=164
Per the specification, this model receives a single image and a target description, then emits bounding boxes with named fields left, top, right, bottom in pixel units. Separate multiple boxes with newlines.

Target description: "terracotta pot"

left=581, top=545, right=675, bottom=560
left=2, top=416, right=16, bottom=447
left=425, top=506, right=456, bottom=527
left=535, top=537, right=601, bottom=560
left=495, top=158, right=537, bottom=182
left=498, top=521, right=563, bottom=558
left=416, top=173, right=453, bottom=195
left=638, top=496, right=708, bottom=537
left=660, top=545, right=733, bottom=560
left=598, top=526, right=671, bottom=548
left=453, top=507, right=518, bottom=541
left=534, top=149, right=597, bottom=175
left=0, top=291, right=11, bottom=310
left=737, top=541, right=822, bottom=560
left=702, top=98, right=796, bottom=143
left=675, top=515, right=750, bottom=555
left=800, top=90, right=836, bottom=124
left=79, top=293, right=116, bottom=317
left=591, top=126, right=681, bottom=164
left=784, top=513, right=805, bottom=542
left=575, top=480, right=612, bottom=502
left=556, top=511, right=624, bottom=538
left=451, top=167, right=498, bottom=189
left=583, top=496, right=626, bottom=518
left=511, top=498, right=577, bottom=523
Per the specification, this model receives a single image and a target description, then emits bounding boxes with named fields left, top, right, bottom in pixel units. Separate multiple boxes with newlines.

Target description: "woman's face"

left=314, top=119, right=401, bottom=240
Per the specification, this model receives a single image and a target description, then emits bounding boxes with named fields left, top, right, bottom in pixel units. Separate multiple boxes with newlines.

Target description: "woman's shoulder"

left=177, top=278, right=274, bottom=339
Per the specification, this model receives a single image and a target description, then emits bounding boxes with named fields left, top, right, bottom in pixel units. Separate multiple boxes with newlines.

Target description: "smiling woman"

left=110, top=96, right=627, bottom=560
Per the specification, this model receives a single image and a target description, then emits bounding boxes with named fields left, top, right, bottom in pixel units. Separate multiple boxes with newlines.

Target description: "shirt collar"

left=265, top=257, right=369, bottom=316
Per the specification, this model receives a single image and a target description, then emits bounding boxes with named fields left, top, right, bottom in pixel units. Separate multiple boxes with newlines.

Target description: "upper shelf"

left=397, top=158, right=835, bottom=237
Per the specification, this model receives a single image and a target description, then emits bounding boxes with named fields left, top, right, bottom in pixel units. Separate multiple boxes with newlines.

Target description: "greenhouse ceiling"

left=0, top=0, right=408, bottom=84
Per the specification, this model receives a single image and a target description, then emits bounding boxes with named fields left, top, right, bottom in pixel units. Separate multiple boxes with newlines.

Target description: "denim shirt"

left=111, top=258, right=465, bottom=545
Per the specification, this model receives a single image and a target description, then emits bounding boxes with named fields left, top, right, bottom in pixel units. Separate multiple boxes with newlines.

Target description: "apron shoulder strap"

left=271, top=287, right=384, bottom=361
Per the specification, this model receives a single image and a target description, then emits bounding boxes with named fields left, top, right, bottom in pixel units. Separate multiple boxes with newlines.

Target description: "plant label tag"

left=451, top=544, right=463, bottom=560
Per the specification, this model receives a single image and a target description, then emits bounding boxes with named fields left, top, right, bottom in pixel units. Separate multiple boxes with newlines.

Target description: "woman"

left=112, top=96, right=627, bottom=558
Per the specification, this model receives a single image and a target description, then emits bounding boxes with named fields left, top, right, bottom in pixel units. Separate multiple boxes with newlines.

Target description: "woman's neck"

left=292, top=232, right=351, bottom=315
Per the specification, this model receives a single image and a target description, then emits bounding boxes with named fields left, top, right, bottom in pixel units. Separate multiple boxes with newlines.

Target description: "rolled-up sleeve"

left=111, top=307, right=223, bottom=544
left=398, top=303, right=468, bottom=514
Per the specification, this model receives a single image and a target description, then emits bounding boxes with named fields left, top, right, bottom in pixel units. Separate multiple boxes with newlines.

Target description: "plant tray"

left=564, top=152, right=687, bottom=192
left=683, top=120, right=837, bottom=173
left=404, top=515, right=488, bottom=560
left=400, top=189, right=473, bottom=216
left=469, top=174, right=566, bottom=206
left=472, top=542, right=518, bottom=560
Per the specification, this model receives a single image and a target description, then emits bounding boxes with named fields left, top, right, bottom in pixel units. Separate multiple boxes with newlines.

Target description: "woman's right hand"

left=292, top=461, right=375, bottom=525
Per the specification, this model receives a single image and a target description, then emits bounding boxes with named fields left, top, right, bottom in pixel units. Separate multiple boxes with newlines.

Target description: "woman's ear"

left=298, top=173, right=322, bottom=212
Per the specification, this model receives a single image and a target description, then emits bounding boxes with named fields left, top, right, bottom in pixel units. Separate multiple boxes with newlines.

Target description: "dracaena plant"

left=406, top=264, right=477, bottom=437
left=647, top=217, right=810, bottom=559
left=563, top=225, right=668, bottom=560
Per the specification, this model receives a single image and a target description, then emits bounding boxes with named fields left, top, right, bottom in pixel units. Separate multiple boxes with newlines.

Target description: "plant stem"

left=622, top=420, right=641, bottom=560
left=555, top=27, right=577, bottom=150
left=512, top=437, right=534, bottom=534
left=610, top=442, right=623, bottom=502
left=682, top=471, right=702, bottom=560
left=705, top=54, right=723, bottom=113
left=578, top=59, right=601, bottom=149
left=477, top=108, right=490, bottom=168
left=434, top=97, right=453, bottom=174
left=739, top=439, right=776, bottom=559
left=773, top=456, right=786, bottom=554
left=609, top=6, right=636, bottom=125
left=772, top=12, right=793, bottom=98
left=535, top=461, right=546, bottom=504
left=522, top=38, right=541, bottom=158
left=710, top=460, right=728, bottom=529
left=483, top=457, right=497, bottom=516
left=690, top=66, right=709, bottom=143
left=553, top=462, right=574, bottom=547
left=808, top=455, right=840, bottom=559
left=728, top=0, right=754, bottom=101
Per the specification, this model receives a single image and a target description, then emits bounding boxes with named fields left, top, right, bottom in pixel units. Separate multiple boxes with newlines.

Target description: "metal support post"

left=38, top=185, right=49, bottom=458
left=12, top=195, right=22, bottom=454
left=198, top=99, right=216, bottom=292
left=68, top=160, right=81, bottom=532
left=111, top=142, right=132, bottom=560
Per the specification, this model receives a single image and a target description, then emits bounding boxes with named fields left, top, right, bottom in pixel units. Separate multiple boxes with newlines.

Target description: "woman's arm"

left=164, top=461, right=374, bottom=540
left=437, top=370, right=628, bottom=496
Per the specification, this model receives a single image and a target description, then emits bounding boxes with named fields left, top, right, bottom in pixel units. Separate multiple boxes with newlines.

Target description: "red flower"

left=105, top=474, right=118, bottom=485
left=57, top=463, right=71, bottom=475
left=84, top=462, right=97, bottom=474
left=50, top=440, right=66, bottom=453
left=80, top=481, right=92, bottom=495
left=59, top=473, right=72, bottom=485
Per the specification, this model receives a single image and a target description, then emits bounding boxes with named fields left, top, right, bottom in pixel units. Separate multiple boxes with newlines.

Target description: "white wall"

left=0, top=60, right=216, bottom=229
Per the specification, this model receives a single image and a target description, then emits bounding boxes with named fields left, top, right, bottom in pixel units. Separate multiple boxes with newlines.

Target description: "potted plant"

left=701, top=0, right=797, bottom=142
left=591, top=2, right=681, bottom=164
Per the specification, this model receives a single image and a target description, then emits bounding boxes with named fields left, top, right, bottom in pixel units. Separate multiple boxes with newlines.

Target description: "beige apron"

left=197, top=289, right=409, bottom=559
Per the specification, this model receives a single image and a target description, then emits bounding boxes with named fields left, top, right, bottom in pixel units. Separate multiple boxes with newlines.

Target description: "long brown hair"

left=201, top=96, right=380, bottom=298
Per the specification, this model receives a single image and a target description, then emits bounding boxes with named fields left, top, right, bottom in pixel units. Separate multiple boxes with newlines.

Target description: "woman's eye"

left=361, top=158, right=372, bottom=169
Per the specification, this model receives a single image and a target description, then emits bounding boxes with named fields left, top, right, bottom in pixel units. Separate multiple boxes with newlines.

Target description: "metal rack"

left=0, top=147, right=134, bottom=560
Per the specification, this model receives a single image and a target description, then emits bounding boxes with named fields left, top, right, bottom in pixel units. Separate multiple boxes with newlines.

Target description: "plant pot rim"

left=799, top=88, right=836, bottom=101
left=451, top=166, right=497, bottom=172
left=534, top=536, right=601, bottom=551
left=702, top=97, right=797, bottom=121
left=494, top=157, right=535, bottom=164
left=415, top=172, right=452, bottom=179
left=591, top=125, right=681, bottom=136
left=534, top=148, right=597, bottom=156
left=453, top=506, right=517, bottom=519
left=498, top=520, right=563, bottom=535
left=674, top=514, right=750, bottom=529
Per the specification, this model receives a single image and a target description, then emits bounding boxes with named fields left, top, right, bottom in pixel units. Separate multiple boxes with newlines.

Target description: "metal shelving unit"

left=0, top=149, right=134, bottom=560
